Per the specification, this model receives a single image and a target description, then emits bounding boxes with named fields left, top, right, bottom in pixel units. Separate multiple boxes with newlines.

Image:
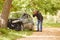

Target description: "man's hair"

left=33, top=10, right=39, bottom=14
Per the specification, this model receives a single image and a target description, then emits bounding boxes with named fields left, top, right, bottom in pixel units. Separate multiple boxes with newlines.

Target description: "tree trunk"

left=0, top=0, right=12, bottom=28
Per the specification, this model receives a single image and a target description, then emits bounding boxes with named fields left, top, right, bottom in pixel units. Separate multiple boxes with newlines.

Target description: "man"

left=33, top=10, right=43, bottom=32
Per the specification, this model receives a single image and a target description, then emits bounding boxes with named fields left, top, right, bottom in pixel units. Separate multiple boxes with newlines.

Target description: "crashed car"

left=7, top=13, right=34, bottom=31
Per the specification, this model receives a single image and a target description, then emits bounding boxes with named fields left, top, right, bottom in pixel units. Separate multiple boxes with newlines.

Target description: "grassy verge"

left=43, top=23, right=60, bottom=28
left=0, top=28, right=32, bottom=40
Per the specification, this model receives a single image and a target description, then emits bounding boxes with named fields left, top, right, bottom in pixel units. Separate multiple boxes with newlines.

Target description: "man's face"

left=33, top=10, right=38, bottom=14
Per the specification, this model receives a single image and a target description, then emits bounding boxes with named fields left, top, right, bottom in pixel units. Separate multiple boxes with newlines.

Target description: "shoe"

left=39, top=30, right=42, bottom=32
left=36, top=30, right=39, bottom=32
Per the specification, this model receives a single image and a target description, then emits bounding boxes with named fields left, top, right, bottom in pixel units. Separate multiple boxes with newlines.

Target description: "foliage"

left=0, top=0, right=4, bottom=13
left=0, top=0, right=60, bottom=15
left=11, top=0, right=60, bottom=15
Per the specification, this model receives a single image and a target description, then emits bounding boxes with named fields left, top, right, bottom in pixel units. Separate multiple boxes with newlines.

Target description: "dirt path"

left=16, top=28, right=60, bottom=40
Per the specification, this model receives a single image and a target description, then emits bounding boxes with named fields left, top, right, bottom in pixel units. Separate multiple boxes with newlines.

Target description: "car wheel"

left=15, top=24, right=21, bottom=31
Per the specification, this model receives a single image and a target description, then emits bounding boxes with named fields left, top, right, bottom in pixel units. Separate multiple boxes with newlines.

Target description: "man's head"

left=33, top=10, right=39, bottom=14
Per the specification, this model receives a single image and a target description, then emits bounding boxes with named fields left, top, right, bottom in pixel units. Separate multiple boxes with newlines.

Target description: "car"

left=7, top=13, right=34, bottom=31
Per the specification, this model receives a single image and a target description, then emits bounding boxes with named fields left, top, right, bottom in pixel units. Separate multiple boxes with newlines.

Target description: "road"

left=16, top=28, right=60, bottom=40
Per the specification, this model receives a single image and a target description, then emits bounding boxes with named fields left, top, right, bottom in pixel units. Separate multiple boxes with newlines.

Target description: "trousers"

left=37, top=20, right=42, bottom=32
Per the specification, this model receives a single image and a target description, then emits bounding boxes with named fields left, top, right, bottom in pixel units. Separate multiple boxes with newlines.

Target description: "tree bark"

left=0, top=0, right=12, bottom=28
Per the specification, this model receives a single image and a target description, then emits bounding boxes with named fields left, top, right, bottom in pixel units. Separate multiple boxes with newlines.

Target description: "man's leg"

left=37, top=20, right=39, bottom=31
left=39, top=21, right=42, bottom=32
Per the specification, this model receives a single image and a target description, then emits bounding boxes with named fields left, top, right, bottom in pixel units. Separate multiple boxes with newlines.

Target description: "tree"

left=0, top=0, right=12, bottom=28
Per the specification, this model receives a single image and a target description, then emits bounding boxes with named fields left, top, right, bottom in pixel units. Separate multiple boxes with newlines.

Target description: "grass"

left=0, top=28, right=32, bottom=40
left=43, top=23, right=60, bottom=28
